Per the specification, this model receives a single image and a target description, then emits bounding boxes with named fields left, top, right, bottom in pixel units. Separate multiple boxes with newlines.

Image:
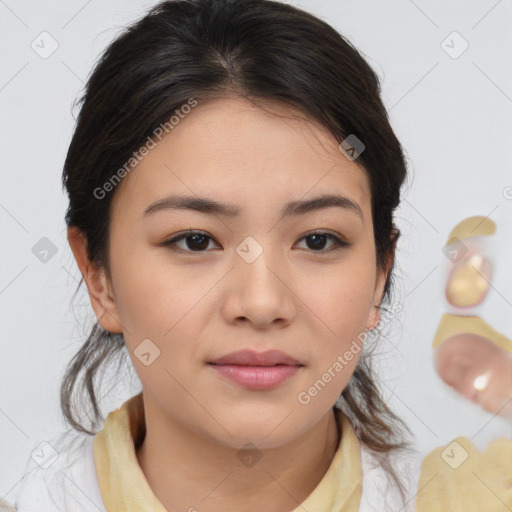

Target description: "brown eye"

left=295, top=231, right=349, bottom=253
left=163, top=231, right=219, bottom=253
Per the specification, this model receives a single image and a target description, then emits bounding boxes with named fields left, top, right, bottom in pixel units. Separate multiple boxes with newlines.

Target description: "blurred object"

left=434, top=329, right=512, bottom=421
left=415, top=435, right=512, bottom=510
left=445, top=253, right=493, bottom=307
left=433, top=215, right=512, bottom=424
left=0, top=498, right=16, bottom=512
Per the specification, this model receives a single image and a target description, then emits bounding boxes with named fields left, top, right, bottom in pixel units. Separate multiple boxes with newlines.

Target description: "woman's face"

left=84, top=96, right=388, bottom=449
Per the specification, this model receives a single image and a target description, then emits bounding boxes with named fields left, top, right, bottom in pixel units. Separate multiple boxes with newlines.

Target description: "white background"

left=1, top=0, right=512, bottom=503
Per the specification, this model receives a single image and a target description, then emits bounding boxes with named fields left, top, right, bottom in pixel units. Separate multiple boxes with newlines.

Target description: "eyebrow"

left=142, top=193, right=364, bottom=223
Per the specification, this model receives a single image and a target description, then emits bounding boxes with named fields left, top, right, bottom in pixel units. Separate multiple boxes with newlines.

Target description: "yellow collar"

left=93, top=393, right=363, bottom=511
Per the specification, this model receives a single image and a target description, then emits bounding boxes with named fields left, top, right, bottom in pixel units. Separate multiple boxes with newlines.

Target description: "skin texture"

left=68, top=96, right=391, bottom=512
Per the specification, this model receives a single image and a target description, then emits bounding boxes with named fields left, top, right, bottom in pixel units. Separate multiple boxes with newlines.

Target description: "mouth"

left=208, top=349, right=303, bottom=367
left=207, top=349, right=303, bottom=389
left=208, top=363, right=303, bottom=390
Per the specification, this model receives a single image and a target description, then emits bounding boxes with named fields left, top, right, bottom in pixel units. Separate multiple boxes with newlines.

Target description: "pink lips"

left=208, top=349, right=303, bottom=390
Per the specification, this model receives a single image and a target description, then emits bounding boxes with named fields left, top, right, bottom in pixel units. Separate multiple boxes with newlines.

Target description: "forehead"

left=110, top=96, right=371, bottom=223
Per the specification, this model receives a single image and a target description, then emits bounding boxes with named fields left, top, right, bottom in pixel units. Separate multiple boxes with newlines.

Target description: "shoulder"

left=14, top=431, right=107, bottom=512
left=359, top=442, right=422, bottom=512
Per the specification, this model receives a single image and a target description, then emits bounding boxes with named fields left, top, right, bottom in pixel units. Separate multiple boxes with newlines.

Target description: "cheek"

left=111, top=245, right=201, bottom=332
left=302, top=261, right=375, bottom=335
left=296, top=265, right=374, bottom=400
left=110, top=259, right=205, bottom=394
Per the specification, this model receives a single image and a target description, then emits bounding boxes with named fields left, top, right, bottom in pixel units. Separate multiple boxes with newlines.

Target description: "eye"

left=295, top=231, right=350, bottom=253
left=162, top=230, right=350, bottom=254
left=162, top=230, right=219, bottom=253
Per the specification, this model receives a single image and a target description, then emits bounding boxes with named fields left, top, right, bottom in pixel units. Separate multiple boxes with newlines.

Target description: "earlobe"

left=67, top=227, right=123, bottom=333
left=367, top=247, right=394, bottom=331
left=366, top=278, right=384, bottom=332
left=367, top=304, right=381, bottom=332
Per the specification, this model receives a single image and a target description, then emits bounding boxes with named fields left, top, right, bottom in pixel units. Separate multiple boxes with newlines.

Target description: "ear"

left=67, top=226, right=123, bottom=333
left=367, top=237, right=396, bottom=330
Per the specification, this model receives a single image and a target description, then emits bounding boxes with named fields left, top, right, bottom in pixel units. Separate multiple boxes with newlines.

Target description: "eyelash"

left=161, top=230, right=350, bottom=254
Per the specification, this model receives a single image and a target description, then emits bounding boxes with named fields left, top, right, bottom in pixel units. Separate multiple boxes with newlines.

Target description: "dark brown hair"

left=61, top=0, right=414, bottom=504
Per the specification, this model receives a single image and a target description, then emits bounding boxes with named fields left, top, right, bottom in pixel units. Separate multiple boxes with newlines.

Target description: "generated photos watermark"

left=93, top=97, right=198, bottom=200
left=297, top=301, right=402, bottom=405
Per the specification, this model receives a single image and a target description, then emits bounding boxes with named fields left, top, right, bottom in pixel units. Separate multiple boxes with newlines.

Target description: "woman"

left=12, top=1, right=511, bottom=511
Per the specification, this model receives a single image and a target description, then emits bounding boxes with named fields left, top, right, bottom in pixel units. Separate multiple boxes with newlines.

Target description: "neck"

left=136, top=397, right=341, bottom=512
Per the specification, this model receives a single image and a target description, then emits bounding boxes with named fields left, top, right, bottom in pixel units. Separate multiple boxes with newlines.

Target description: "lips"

left=208, top=349, right=302, bottom=367
left=208, top=349, right=303, bottom=390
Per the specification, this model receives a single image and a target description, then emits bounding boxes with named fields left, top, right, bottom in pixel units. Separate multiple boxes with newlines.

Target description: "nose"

left=221, top=243, right=297, bottom=330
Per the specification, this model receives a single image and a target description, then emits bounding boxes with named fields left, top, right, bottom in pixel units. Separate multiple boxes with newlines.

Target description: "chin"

left=213, top=414, right=307, bottom=450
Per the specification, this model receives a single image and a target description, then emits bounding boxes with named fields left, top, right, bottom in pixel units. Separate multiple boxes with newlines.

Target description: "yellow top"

left=92, top=392, right=512, bottom=511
